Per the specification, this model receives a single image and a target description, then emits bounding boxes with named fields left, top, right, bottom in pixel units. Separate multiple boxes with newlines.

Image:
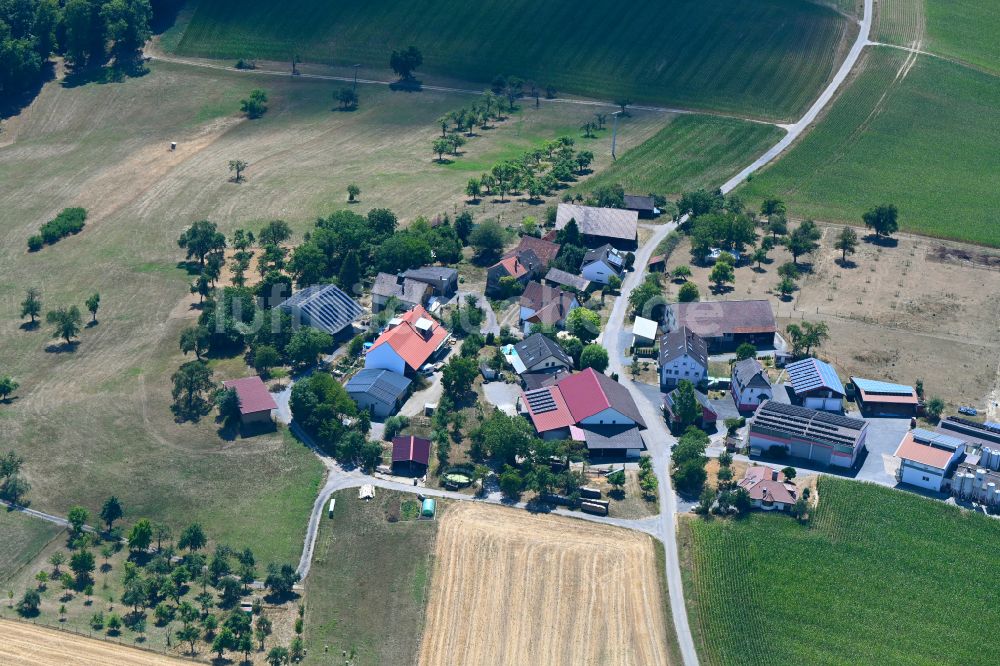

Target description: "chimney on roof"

left=771, top=469, right=779, bottom=481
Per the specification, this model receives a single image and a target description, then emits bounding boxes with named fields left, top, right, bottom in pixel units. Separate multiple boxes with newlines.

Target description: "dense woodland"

left=0, top=0, right=180, bottom=101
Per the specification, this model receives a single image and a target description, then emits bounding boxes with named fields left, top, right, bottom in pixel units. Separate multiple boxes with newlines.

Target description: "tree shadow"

left=710, top=285, right=734, bottom=296
left=18, top=320, right=40, bottom=331
left=389, top=78, right=423, bottom=92
left=171, top=401, right=212, bottom=423
left=609, top=488, right=626, bottom=501
left=864, top=234, right=898, bottom=248
left=176, top=260, right=203, bottom=276
left=751, top=266, right=767, bottom=274
left=0, top=62, right=55, bottom=120
left=433, top=157, right=455, bottom=165
left=836, top=258, right=858, bottom=269
left=86, top=320, right=99, bottom=328
left=45, top=341, right=79, bottom=354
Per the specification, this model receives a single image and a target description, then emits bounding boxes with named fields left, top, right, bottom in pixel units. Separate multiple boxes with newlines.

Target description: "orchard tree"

left=99, top=496, right=124, bottom=531
left=240, top=89, right=268, bottom=118
left=46, top=306, right=83, bottom=345
left=0, top=377, right=19, bottom=402
left=179, top=326, right=209, bottom=360
left=171, top=360, right=214, bottom=420
left=709, top=261, right=735, bottom=291
left=177, top=220, right=225, bottom=268
left=432, top=137, right=449, bottom=162
left=862, top=204, right=899, bottom=240
left=178, top=523, right=207, bottom=552
left=259, top=220, right=292, bottom=247
left=389, top=46, right=423, bottom=80
left=228, top=159, right=248, bottom=183
left=786, top=220, right=821, bottom=264
left=85, top=293, right=101, bottom=324
left=128, top=519, right=153, bottom=553
left=347, top=183, right=361, bottom=202
left=20, top=288, right=42, bottom=325
left=337, top=87, right=358, bottom=110
left=678, top=282, right=699, bottom=303
left=835, top=226, right=858, bottom=263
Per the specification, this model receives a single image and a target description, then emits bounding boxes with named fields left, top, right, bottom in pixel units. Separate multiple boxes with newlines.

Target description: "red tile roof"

left=557, top=368, right=646, bottom=428
left=497, top=255, right=530, bottom=279
left=369, top=306, right=449, bottom=372
left=894, top=432, right=955, bottom=470
left=738, top=466, right=798, bottom=504
left=514, top=236, right=561, bottom=266
left=222, top=376, right=278, bottom=415
left=520, top=386, right=576, bottom=432
left=392, top=436, right=431, bottom=465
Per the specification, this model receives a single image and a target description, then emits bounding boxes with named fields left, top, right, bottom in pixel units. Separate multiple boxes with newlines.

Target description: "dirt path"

left=417, top=503, right=670, bottom=666
left=0, top=619, right=189, bottom=665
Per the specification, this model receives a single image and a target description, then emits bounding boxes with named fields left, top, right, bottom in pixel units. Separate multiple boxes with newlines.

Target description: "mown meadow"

left=173, top=0, right=853, bottom=121
left=680, top=476, right=1000, bottom=665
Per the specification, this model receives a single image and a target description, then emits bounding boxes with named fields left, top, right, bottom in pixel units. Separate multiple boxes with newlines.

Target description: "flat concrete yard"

left=0, top=619, right=188, bottom=665
left=418, top=503, right=670, bottom=666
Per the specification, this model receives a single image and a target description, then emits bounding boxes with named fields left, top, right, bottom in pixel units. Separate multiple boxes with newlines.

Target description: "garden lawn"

left=740, top=48, right=1000, bottom=247
left=0, top=511, right=64, bottom=584
left=679, top=477, right=1000, bottom=665
left=173, top=0, right=853, bottom=121
left=581, top=114, right=783, bottom=199
left=303, top=490, right=438, bottom=665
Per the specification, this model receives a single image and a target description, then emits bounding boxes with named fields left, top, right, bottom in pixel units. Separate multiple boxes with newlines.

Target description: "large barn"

left=664, top=300, right=776, bottom=353
left=850, top=377, right=918, bottom=417
left=747, top=400, right=867, bottom=469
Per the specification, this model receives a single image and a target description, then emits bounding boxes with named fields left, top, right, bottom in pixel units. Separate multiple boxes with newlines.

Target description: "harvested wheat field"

left=418, top=503, right=670, bottom=666
left=0, top=619, right=189, bottom=665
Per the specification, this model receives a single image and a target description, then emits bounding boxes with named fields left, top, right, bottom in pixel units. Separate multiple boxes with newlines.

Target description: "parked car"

left=958, top=406, right=978, bottom=416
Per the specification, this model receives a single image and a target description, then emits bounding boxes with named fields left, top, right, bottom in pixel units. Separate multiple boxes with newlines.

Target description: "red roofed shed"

left=392, top=435, right=431, bottom=475
left=222, top=376, right=278, bottom=425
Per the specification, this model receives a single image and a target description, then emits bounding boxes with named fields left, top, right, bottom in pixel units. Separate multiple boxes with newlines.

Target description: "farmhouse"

left=785, top=357, right=845, bottom=412
left=659, top=326, right=708, bottom=390
left=894, top=428, right=966, bottom=492
left=365, top=306, right=450, bottom=376
left=513, top=333, right=573, bottom=377
left=391, top=435, right=431, bottom=476
left=544, top=268, right=591, bottom=292
left=850, top=377, right=919, bottom=417
left=519, top=281, right=579, bottom=335
left=402, top=266, right=458, bottom=298
left=221, top=376, right=278, bottom=426
left=555, top=203, right=638, bottom=249
left=485, top=235, right=560, bottom=295
left=663, top=386, right=718, bottom=431
left=624, top=194, right=659, bottom=219
left=580, top=244, right=625, bottom=285
left=737, top=465, right=799, bottom=511
left=371, top=272, right=431, bottom=312
left=519, top=368, right=647, bottom=457
left=277, top=284, right=363, bottom=338
left=747, top=400, right=868, bottom=468
left=345, top=368, right=412, bottom=418
left=731, top=358, right=773, bottom=411
left=632, top=317, right=659, bottom=348
left=664, top=300, right=776, bottom=353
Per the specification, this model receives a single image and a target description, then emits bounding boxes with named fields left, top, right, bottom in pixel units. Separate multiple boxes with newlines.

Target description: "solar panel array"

left=753, top=400, right=866, bottom=449
left=911, top=428, right=965, bottom=451
left=851, top=376, right=914, bottom=395
left=279, top=284, right=363, bottom=335
left=786, top=358, right=845, bottom=395
left=525, top=388, right=558, bottom=414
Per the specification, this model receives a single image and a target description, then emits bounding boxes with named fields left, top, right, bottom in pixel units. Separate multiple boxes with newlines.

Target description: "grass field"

left=679, top=477, right=1000, bottom=665
left=581, top=114, right=783, bottom=199
left=740, top=47, right=1000, bottom=247
left=418, top=502, right=672, bottom=665
left=303, top=490, right=438, bottom=665
left=874, top=0, right=999, bottom=74
left=0, top=56, right=679, bottom=567
left=172, top=0, right=853, bottom=121
left=0, top=511, right=64, bottom=585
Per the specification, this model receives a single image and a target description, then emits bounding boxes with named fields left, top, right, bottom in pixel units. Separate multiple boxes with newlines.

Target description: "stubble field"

left=417, top=502, right=671, bottom=666
left=0, top=619, right=188, bottom=666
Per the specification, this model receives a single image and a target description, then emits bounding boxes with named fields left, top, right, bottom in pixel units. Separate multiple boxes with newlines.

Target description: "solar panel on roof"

left=912, top=428, right=965, bottom=451
left=525, top=389, right=558, bottom=414
left=851, top=377, right=913, bottom=395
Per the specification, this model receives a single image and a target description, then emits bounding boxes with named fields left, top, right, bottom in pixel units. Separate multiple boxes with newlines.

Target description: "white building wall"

left=900, top=462, right=945, bottom=492
left=364, top=344, right=407, bottom=375
left=578, top=408, right=635, bottom=426
left=582, top=261, right=615, bottom=285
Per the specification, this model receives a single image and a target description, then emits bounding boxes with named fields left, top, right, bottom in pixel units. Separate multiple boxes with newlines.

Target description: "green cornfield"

left=680, top=476, right=1000, bottom=665
left=174, top=0, right=852, bottom=121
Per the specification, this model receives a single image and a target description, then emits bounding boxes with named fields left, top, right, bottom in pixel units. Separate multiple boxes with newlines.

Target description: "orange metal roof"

left=894, top=432, right=955, bottom=470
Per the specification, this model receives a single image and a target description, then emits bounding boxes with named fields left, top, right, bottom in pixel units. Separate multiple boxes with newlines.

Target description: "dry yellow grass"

left=0, top=619, right=189, bottom=665
left=418, top=503, right=670, bottom=666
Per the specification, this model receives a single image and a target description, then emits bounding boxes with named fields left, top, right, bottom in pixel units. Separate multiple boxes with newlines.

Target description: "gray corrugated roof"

left=346, top=368, right=411, bottom=404
left=555, top=204, right=638, bottom=241
left=544, top=268, right=590, bottom=292
left=624, top=194, right=656, bottom=211
left=403, top=266, right=458, bottom=285
left=579, top=424, right=645, bottom=450
left=278, top=284, right=363, bottom=335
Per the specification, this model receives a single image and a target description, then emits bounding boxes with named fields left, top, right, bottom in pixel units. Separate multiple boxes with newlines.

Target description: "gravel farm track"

left=0, top=619, right=189, bottom=665
left=416, top=503, right=670, bottom=666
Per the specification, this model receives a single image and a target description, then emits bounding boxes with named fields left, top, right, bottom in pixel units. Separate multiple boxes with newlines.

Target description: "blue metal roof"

left=850, top=376, right=914, bottom=395
left=345, top=368, right=411, bottom=404
left=786, top=358, right=845, bottom=396
left=911, top=428, right=965, bottom=451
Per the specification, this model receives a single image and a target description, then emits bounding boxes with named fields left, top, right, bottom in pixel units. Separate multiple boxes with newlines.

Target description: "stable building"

left=391, top=435, right=431, bottom=476
left=785, top=357, right=845, bottom=412
left=664, top=300, right=776, bottom=353
left=850, top=377, right=919, bottom=417
left=894, top=428, right=966, bottom=492
left=624, top=194, right=659, bottom=219
left=747, top=400, right=868, bottom=469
